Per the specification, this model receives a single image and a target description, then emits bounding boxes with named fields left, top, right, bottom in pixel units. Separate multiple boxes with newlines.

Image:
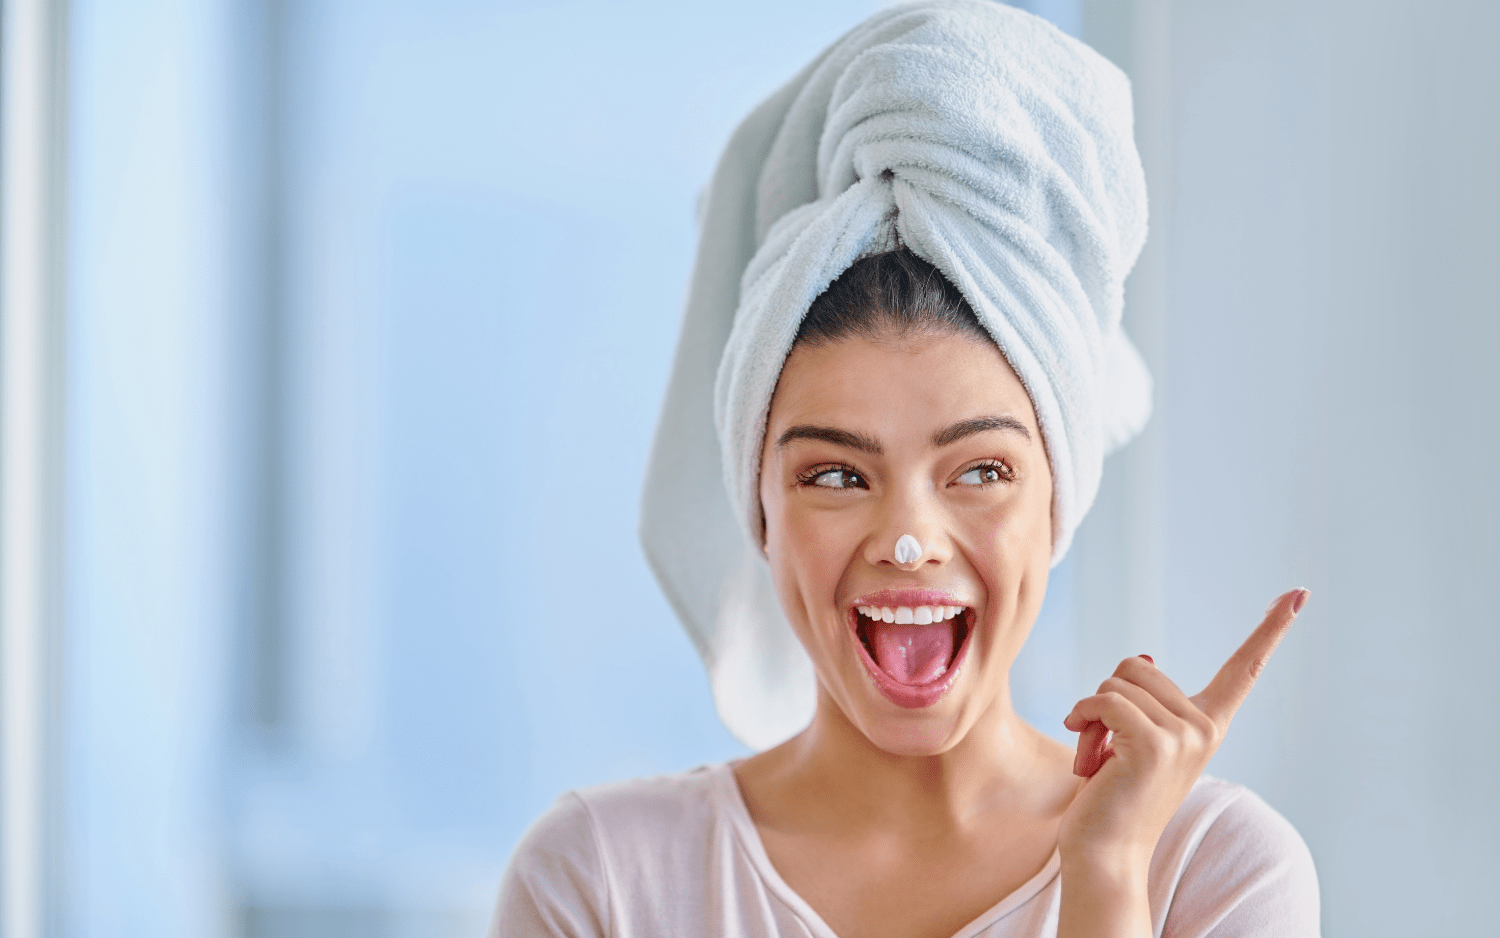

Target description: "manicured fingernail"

left=1292, top=588, right=1310, bottom=614
left=1138, top=654, right=1154, bottom=665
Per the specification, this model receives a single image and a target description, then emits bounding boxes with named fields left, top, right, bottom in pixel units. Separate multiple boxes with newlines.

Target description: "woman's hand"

left=1054, top=587, right=1309, bottom=938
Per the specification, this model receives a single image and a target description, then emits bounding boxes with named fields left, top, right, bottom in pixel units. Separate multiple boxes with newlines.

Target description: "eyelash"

left=795, top=463, right=866, bottom=489
left=955, top=459, right=1016, bottom=486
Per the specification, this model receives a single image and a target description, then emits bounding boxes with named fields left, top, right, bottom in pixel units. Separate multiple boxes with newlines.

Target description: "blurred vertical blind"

left=1, top=2, right=68, bottom=938
left=28, top=0, right=1500, bottom=936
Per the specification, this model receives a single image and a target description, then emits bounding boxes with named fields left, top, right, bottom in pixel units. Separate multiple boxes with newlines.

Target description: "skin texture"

left=733, top=328, right=1306, bottom=938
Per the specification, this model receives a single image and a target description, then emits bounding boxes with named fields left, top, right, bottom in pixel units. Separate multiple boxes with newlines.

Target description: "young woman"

left=493, top=4, right=1318, bottom=936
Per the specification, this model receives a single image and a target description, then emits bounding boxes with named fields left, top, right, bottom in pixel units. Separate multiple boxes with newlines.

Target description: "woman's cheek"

left=783, top=507, right=852, bottom=583
left=977, top=476, right=1051, bottom=555
left=771, top=503, right=858, bottom=625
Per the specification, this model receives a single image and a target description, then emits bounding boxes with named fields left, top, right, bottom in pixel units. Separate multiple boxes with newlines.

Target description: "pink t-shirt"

left=492, top=764, right=1319, bottom=938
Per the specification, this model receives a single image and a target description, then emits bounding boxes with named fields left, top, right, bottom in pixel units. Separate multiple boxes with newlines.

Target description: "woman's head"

left=641, top=2, right=1150, bottom=749
left=758, top=250, right=1054, bottom=756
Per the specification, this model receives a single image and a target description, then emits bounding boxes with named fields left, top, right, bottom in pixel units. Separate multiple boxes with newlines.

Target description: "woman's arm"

left=1056, top=589, right=1309, bottom=938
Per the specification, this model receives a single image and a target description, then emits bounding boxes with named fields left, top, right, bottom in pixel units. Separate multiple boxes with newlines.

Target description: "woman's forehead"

left=765, top=332, right=1041, bottom=455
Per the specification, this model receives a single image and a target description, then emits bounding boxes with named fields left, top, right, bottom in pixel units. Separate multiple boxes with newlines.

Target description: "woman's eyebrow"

left=932, top=415, right=1032, bottom=447
left=776, top=425, right=884, bottom=455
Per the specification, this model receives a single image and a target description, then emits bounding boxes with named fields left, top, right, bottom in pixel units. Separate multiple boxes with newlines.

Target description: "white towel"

left=641, top=0, right=1151, bottom=750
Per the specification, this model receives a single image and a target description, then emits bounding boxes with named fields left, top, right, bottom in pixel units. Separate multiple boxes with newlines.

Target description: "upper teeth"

left=857, top=605, right=965, bottom=625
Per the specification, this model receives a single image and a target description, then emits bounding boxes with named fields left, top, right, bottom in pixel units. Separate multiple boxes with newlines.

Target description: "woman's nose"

left=863, top=493, right=951, bottom=570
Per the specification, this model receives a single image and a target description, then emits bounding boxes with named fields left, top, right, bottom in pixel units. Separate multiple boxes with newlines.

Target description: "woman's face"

left=759, top=328, right=1053, bottom=756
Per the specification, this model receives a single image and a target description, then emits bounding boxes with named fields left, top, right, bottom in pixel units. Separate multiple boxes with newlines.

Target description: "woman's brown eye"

left=956, top=463, right=1010, bottom=486
left=810, top=468, right=865, bottom=489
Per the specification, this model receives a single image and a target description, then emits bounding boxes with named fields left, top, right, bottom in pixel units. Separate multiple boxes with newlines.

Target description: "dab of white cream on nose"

left=894, top=534, right=922, bottom=564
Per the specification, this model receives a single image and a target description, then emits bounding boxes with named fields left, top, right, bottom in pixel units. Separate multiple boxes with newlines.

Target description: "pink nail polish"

left=1138, top=654, right=1154, bottom=665
left=1292, top=588, right=1310, bottom=614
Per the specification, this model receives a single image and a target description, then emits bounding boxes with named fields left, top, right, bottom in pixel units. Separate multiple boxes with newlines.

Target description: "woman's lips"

left=851, top=587, right=967, bottom=609
left=846, top=592, right=974, bottom=709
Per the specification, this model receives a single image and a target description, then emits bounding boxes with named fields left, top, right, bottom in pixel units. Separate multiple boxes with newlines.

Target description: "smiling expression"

left=759, top=329, right=1054, bottom=756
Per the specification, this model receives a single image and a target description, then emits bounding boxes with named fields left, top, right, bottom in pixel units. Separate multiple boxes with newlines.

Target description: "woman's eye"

left=956, top=463, right=1011, bottom=486
left=805, top=468, right=866, bottom=489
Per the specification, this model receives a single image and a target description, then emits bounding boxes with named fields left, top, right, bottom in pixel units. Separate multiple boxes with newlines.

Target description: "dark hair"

left=794, top=247, right=992, bottom=348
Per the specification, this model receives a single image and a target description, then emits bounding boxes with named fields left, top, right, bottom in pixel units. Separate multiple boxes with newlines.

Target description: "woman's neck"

left=742, top=687, right=1075, bottom=839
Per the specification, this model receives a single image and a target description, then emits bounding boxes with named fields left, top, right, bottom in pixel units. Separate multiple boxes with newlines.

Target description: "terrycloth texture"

left=641, top=0, right=1151, bottom=750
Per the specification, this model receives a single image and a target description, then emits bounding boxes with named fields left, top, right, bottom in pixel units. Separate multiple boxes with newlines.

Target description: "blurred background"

left=1, top=0, right=1495, bottom=935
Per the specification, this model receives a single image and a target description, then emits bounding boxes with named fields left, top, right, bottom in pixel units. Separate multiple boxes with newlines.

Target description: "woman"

left=494, top=3, right=1318, bottom=936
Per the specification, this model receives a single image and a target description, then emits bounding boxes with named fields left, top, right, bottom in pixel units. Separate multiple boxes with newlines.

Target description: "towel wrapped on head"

left=641, top=0, right=1151, bottom=750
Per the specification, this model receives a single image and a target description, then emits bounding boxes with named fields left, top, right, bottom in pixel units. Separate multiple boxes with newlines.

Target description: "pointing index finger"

left=1192, top=588, right=1309, bottom=730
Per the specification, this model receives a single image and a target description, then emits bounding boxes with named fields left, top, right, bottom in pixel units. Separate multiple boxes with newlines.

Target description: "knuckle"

left=1191, top=726, right=1217, bottom=756
left=1179, top=723, right=1204, bottom=750
left=1196, top=718, right=1224, bottom=748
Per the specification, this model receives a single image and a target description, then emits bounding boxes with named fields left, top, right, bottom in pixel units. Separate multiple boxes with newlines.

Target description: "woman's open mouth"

left=848, top=596, right=974, bottom=709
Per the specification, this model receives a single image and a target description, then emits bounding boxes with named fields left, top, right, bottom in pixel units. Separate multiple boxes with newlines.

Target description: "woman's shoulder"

left=556, top=762, right=732, bottom=854
left=513, top=762, right=732, bottom=863
left=1166, top=775, right=1315, bottom=868
left=1152, top=776, right=1321, bottom=937
left=491, top=764, right=737, bottom=937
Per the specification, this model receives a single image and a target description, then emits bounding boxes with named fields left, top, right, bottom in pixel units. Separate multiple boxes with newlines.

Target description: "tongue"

left=867, top=621, right=956, bottom=685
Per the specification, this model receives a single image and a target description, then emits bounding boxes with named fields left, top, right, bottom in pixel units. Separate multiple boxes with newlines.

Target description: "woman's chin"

left=848, top=702, right=976, bottom=757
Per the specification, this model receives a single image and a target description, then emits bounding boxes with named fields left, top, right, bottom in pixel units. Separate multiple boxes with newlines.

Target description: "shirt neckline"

left=708, top=761, right=1062, bottom=938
